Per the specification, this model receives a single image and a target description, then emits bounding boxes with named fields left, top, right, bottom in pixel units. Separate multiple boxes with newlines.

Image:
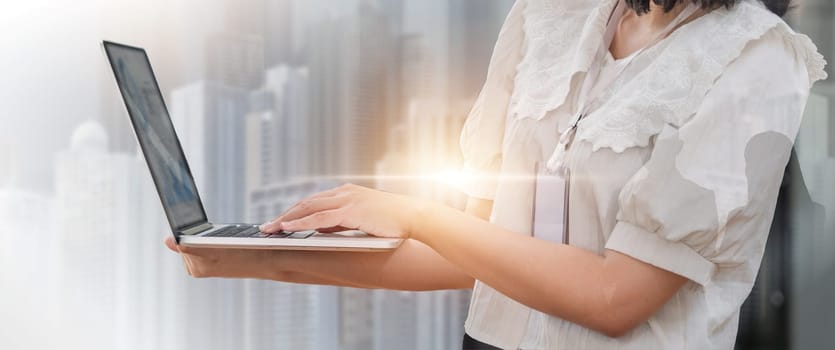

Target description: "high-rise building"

left=206, top=33, right=266, bottom=90
left=399, top=35, right=436, bottom=111
left=169, top=81, right=250, bottom=223
left=401, top=0, right=451, bottom=108
left=263, top=0, right=297, bottom=66
left=167, top=79, right=255, bottom=350
left=304, top=14, right=353, bottom=176
left=243, top=60, right=338, bottom=346
left=245, top=64, right=311, bottom=190
left=53, top=121, right=165, bottom=350
left=0, top=188, right=54, bottom=286
left=304, top=2, right=397, bottom=178
left=448, top=1, right=514, bottom=103
left=0, top=187, right=59, bottom=349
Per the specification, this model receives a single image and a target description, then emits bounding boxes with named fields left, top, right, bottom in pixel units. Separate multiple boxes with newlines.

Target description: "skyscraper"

left=263, top=0, right=297, bottom=66
left=0, top=187, right=58, bottom=349
left=169, top=81, right=250, bottom=223
left=0, top=188, right=54, bottom=286
left=240, top=62, right=344, bottom=350
left=304, top=2, right=397, bottom=178
left=304, top=14, right=354, bottom=176
left=206, top=32, right=266, bottom=89
left=54, top=121, right=164, bottom=350
left=448, top=1, right=514, bottom=103
left=245, top=64, right=311, bottom=189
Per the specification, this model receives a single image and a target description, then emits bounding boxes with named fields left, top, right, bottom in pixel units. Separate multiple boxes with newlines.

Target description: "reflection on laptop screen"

left=104, top=43, right=207, bottom=230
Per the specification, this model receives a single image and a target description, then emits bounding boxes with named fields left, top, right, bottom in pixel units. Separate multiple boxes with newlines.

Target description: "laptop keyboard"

left=203, top=225, right=316, bottom=239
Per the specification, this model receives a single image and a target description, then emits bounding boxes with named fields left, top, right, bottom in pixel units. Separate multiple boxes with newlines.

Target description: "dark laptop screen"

left=103, top=42, right=208, bottom=231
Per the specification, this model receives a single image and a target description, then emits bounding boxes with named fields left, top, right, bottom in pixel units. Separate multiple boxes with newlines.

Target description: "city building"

left=447, top=1, right=514, bottom=104
left=206, top=32, right=266, bottom=90
left=168, top=81, right=250, bottom=223
left=303, top=2, right=397, bottom=178
left=53, top=121, right=165, bottom=349
left=0, top=187, right=58, bottom=349
left=245, top=64, right=311, bottom=190
left=0, top=188, right=55, bottom=288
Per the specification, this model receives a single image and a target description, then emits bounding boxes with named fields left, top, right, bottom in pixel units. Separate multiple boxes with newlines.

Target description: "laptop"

left=102, top=40, right=402, bottom=251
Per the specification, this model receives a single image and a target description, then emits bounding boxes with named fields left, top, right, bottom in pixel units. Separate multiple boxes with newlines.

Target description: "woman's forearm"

left=411, top=204, right=686, bottom=337
left=269, top=238, right=474, bottom=291
left=262, top=184, right=682, bottom=335
left=265, top=197, right=492, bottom=291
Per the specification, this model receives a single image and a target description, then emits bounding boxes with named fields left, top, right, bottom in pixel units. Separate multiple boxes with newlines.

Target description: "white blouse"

left=458, top=0, right=827, bottom=349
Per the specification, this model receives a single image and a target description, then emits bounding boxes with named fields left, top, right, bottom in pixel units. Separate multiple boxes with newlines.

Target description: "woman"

left=165, top=0, right=826, bottom=348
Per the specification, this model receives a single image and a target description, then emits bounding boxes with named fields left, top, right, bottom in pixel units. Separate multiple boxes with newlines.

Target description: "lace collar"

left=510, top=0, right=827, bottom=153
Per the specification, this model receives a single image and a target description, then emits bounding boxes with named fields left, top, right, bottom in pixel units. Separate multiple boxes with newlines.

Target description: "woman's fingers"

left=285, top=196, right=348, bottom=221
left=261, top=193, right=352, bottom=233
left=164, top=236, right=179, bottom=253
left=280, top=209, right=347, bottom=232
left=260, top=185, right=350, bottom=232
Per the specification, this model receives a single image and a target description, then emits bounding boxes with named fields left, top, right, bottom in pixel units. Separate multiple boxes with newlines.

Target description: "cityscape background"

left=0, top=0, right=833, bottom=349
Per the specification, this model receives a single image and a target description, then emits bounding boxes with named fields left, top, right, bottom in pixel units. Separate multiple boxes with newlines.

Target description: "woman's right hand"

left=164, top=236, right=277, bottom=279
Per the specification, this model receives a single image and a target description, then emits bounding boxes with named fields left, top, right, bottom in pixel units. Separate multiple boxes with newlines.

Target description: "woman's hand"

left=164, top=236, right=276, bottom=279
left=259, top=184, right=428, bottom=239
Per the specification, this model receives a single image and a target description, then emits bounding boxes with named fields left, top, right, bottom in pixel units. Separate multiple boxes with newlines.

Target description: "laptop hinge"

left=179, top=222, right=213, bottom=236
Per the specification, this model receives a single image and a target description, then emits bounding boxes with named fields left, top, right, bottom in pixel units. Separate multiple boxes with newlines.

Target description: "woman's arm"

left=272, top=238, right=472, bottom=291
left=269, top=185, right=687, bottom=337
left=165, top=197, right=489, bottom=291
left=412, top=204, right=687, bottom=337
left=269, top=197, right=491, bottom=290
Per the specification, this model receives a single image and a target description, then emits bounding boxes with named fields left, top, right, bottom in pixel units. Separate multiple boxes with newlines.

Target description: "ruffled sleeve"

left=604, top=29, right=820, bottom=286
left=458, top=0, right=525, bottom=200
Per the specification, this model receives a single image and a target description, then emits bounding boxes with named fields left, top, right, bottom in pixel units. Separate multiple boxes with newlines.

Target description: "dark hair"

left=625, top=0, right=792, bottom=17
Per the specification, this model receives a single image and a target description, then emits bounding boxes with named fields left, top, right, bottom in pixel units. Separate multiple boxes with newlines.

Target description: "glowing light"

left=431, top=168, right=470, bottom=188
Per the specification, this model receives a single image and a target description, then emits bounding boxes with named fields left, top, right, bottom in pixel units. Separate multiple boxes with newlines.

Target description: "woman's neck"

left=610, top=1, right=705, bottom=59
left=640, top=2, right=691, bottom=30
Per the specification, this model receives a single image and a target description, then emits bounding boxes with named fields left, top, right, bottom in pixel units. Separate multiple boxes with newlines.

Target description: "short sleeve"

left=458, top=0, right=525, bottom=200
left=605, top=30, right=816, bottom=286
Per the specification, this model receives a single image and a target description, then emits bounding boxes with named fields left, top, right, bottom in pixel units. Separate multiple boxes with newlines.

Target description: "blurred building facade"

left=169, top=82, right=250, bottom=223
left=53, top=121, right=167, bottom=349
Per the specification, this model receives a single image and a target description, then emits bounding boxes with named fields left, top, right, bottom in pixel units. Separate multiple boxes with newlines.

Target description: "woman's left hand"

left=259, top=184, right=427, bottom=239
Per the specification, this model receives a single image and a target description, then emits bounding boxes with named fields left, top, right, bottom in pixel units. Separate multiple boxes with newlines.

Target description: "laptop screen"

left=103, top=42, right=208, bottom=231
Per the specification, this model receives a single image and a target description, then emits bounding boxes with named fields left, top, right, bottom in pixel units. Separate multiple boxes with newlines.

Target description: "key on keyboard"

left=205, top=225, right=257, bottom=237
